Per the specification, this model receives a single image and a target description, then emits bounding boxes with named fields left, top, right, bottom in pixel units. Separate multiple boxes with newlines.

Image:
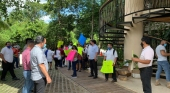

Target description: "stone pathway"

left=59, top=68, right=136, bottom=93
left=0, top=66, right=136, bottom=93
left=0, top=67, right=89, bottom=93
left=45, top=69, right=90, bottom=93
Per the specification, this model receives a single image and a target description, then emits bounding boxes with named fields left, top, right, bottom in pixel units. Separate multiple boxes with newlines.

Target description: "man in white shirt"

left=155, top=40, right=170, bottom=88
left=104, top=43, right=118, bottom=82
left=0, top=42, right=20, bottom=81
left=132, top=37, right=154, bottom=93
left=88, top=40, right=99, bottom=79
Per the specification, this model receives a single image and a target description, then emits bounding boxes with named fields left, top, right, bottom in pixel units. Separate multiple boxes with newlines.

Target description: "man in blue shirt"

left=88, top=40, right=99, bottom=79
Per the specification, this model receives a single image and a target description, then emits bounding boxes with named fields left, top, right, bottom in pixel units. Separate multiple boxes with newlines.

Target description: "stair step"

left=132, top=17, right=147, bottom=23
left=117, top=21, right=133, bottom=27
left=153, top=73, right=166, bottom=76
left=105, top=26, right=129, bottom=31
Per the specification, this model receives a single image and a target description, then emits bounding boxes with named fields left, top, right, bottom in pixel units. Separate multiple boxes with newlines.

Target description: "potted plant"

left=132, top=54, right=140, bottom=79
left=117, top=60, right=132, bottom=81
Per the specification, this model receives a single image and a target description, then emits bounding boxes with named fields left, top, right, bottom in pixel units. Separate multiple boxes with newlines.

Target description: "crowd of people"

left=0, top=35, right=115, bottom=93
left=0, top=36, right=170, bottom=93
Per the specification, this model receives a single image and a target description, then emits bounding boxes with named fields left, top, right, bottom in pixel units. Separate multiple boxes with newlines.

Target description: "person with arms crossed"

left=132, top=37, right=154, bottom=93
left=155, top=40, right=170, bottom=88
left=22, top=40, right=35, bottom=93
left=104, top=43, right=118, bottom=82
left=30, top=36, right=52, bottom=93
left=88, top=40, right=99, bottom=79
left=0, top=42, right=20, bottom=81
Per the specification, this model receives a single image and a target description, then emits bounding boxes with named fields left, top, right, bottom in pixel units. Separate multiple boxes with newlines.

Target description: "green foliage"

left=117, top=54, right=139, bottom=69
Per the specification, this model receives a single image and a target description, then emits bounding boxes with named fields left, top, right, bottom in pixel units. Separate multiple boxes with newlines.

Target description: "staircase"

left=99, top=0, right=170, bottom=79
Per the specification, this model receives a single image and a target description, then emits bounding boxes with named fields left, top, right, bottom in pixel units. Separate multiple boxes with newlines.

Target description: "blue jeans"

left=72, top=61, right=77, bottom=76
left=156, top=61, right=170, bottom=81
left=22, top=71, right=34, bottom=93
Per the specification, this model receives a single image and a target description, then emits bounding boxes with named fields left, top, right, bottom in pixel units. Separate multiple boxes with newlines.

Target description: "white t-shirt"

left=156, top=45, right=167, bottom=61
left=105, top=48, right=118, bottom=63
left=54, top=50, right=61, bottom=60
left=47, top=49, right=54, bottom=62
left=1, top=47, right=14, bottom=62
left=138, top=46, right=154, bottom=68
left=68, top=45, right=72, bottom=49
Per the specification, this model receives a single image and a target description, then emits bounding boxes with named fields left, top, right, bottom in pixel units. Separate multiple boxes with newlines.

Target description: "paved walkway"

left=0, top=66, right=136, bottom=93
left=0, top=68, right=89, bottom=93
left=59, top=68, right=136, bottom=93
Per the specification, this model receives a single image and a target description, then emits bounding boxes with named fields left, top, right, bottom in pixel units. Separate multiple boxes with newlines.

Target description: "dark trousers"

left=89, top=59, right=98, bottom=77
left=72, top=61, right=77, bottom=76
left=59, top=59, right=62, bottom=67
left=1, top=61, right=16, bottom=79
left=34, top=78, right=47, bottom=93
left=139, top=66, right=152, bottom=93
left=54, top=58, right=59, bottom=68
left=82, top=58, right=88, bottom=70
left=13, top=57, right=19, bottom=68
left=105, top=67, right=117, bottom=81
left=62, top=56, right=65, bottom=65
left=68, top=61, right=71, bottom=69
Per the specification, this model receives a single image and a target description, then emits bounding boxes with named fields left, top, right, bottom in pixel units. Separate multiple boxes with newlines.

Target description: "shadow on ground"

left=0, top=67, right=24, bottom=93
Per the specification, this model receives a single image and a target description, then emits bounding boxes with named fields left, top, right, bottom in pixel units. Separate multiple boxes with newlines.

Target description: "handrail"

left=99, top=0, right=113, bottom=12
left=99, top=0, right=170, bottom=33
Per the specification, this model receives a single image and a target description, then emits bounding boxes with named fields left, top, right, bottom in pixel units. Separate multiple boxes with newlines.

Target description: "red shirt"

left=59, top=48, right=65, bottom=56
left=12, top=48, right=19, bottom=57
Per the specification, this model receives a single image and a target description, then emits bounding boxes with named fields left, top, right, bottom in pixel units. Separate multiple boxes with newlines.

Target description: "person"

left=30, top=36, right=52, bottom=93
left=71, top=45, right=78, bottom=78
left=12, top=45, right=20, bottom=69
left=82, top=44, right=88, bottom=70
left=0, top=42, right=20, bottom=81
left=104, top=43, right=118, bottom=82
left=68, top=42, right=73, bottom=49
left=53, top=47, right=61, bottom=70
left=22, top=40, right=35, bottom=93
left=132, top=37, right=154, bottom=93
left=155, top=40, right=170, bottom=88
left=77, top=44, right=83, bottom=72
left=59, top=45, right=65, bottom=67
left=88, top=40, right=99, bottom=79
left=23, top=38, right=33, bottom=51
left=47, top=47, right=54, bottom=70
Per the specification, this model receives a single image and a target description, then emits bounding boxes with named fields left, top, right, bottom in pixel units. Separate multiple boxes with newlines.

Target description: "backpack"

left=45, top=49, right=48, bottom=57
left=106, top=49, right=116, bottom=56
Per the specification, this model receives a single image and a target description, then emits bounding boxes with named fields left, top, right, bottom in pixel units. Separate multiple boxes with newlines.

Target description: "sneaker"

left=155, top=80, right=161, bottom=86
left=167, top=82, right=170, bottom=88
left=12, top=77, right=20, bottom=80
left=111, top=80, right=117, bottom=83
left=1, top=79, right=7, bottom=81
left=93, top=76, right=98, bottom=79
left=72, top=76, right=77, bottom=78
left=88, top=75, right=94, bottom=77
